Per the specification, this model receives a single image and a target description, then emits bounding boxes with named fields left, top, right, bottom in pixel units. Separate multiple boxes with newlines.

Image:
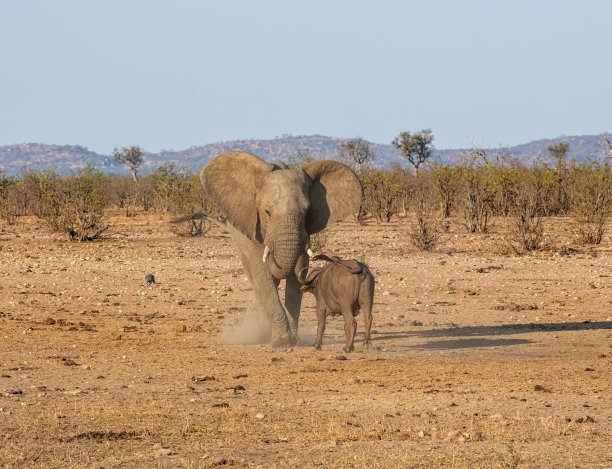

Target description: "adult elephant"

left=200, top=151, right=362, bottom=347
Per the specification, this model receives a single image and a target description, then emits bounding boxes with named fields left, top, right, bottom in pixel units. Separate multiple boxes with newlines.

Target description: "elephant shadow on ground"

left=369, top=321, right=612, bottom=351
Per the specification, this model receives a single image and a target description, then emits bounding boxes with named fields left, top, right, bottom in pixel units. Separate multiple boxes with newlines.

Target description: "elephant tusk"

left=262, top=245, right=271, bottom=263
left=306, top=246, right=314, bottom=258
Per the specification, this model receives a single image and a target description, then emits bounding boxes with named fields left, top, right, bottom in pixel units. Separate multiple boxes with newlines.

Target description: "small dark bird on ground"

left=145, top=274, right=155, bottom=285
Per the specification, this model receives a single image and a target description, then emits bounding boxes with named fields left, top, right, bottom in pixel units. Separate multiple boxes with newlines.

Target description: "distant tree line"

left=0, top=136, right=611, bottom=252
left=333, top=133, right=612, bottom=251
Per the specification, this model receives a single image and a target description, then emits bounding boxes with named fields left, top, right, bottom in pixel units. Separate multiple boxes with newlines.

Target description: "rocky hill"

left=1, top=133, right=610, bottom=176
left=0, top=143, right=117, bottom=175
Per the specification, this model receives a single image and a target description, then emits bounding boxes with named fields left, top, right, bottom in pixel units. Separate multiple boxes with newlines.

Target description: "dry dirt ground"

left=0, top=214, right=611, bottom=468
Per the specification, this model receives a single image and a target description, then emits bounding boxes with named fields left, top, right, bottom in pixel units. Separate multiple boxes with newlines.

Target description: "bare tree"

left=392, top=129, right=434, bottom=175
left=547, top=140, right=570, bottom=167
left=546, top=140, right=571, bottom=213
left=113, top=146, right=145, bottom=182
left=336, top=137, right=375, bottom=172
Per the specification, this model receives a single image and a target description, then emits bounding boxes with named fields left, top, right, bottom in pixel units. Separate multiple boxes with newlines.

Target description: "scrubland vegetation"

left=1, top=139, right=610, bottom=253
left=1, top=138, right=611, bottom=467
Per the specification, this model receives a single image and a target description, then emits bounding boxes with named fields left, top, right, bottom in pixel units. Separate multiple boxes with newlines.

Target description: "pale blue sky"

left=1, top=1, right=610, bottom=154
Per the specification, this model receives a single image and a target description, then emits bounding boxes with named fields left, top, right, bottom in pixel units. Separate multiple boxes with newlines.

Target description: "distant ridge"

left=0, top=143, right=117, bottom=175
left=0, top=133, right=610, bottom=175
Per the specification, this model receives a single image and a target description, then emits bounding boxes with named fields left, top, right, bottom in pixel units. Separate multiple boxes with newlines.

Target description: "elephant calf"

left=299, top=254, right=374, bottom=352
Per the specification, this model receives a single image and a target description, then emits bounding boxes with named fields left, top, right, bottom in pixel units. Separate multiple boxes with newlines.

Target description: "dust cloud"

left=222, top=305, right=316, bottom=346
left=222, top=306, right=271, bottom=344
left=296, top=329, right=316, bottom=346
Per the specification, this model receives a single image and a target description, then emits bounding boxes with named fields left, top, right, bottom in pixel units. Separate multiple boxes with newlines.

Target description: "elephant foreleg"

left=250, top=261, right=295, bottom=346
left=243, top=247, right=294, bottom=346
left=254, top=272, right=294, bottom=346
left=285, top=273, right=303, bottom=337
left=232, top=228, right=295, bottom=347
left=285, top=254, right=308, bottom=337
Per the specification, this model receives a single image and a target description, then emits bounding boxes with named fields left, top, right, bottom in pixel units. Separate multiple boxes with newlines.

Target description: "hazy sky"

left=1, top=1, right=611, bottom=154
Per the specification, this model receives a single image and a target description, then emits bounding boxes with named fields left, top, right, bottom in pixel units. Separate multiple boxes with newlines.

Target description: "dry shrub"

left=169, top=212, right=213, bottom=237
left=568, top=158, right=611, bottom=245
left=537, top=161, right=571, bottom=216
left=492, top=160, right=522, bottom=217
left=0, top=172, right=20, bottom=225
left=360, top=168, right=405, bottom=222
left=407, top=174, right=444, bottom=251
left=105, top=175, right=150, bottom=217
left=457, top=151, right=497, bottom=233
left=151, top=163, right=193, bottom=213
left=506, top=169, right=545, bottom=253
left=408, top=210, right=444, bottom=251
left=151, top=163, right=218, bottom=236
left=432, top=162, right=461, bottom=218
left=576, top=220, right=606, bottom=245
left=24, top=165, right=109, bottom=241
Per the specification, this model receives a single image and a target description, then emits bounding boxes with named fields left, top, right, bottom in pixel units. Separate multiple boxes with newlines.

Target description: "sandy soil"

left=0, top=214, right=610, bottom=468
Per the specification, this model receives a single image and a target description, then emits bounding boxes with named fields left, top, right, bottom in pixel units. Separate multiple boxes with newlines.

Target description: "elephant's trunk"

left=266, top=214, right=309, bottom=279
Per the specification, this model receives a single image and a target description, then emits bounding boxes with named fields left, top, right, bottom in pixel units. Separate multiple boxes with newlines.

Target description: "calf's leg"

left=314, top=304, right=326, bottom=350
left=360, top=276, right=375, bottom=347
left=342, top=305, right=357, bottom=353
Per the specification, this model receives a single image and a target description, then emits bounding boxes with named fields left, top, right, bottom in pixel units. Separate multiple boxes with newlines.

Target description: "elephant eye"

left=264, top=209, right=271, bottom=216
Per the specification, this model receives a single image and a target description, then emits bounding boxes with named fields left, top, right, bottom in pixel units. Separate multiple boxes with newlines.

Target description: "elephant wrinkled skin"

left=200, top=151, right=362, bottom=346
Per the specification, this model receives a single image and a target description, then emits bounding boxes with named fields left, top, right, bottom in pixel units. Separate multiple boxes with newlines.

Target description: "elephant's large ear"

left=299, top=160, right=363, bottom=235
left=200, top=151, right=274, bottom=239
